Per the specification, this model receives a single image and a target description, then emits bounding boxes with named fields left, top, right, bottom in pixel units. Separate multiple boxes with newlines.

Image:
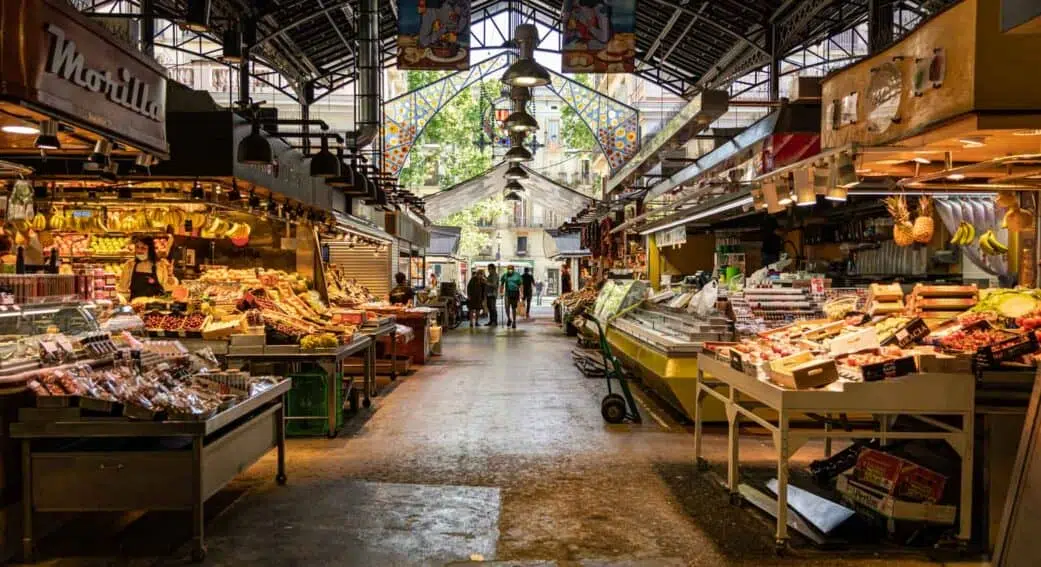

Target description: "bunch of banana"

left=978, top=230, right=1009, bottom=256
left=949, top=221, right=976, bottom=245
left=30, top=213, right=48, bottom=231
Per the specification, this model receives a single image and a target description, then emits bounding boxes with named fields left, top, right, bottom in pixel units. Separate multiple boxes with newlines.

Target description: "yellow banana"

left=961, top=222, right=976, bottom=245
left=989, top=232, right=1008, bottom=254
left=950, top=223, right=965, bottom=245
left=979, top=231, right=995, bottom=255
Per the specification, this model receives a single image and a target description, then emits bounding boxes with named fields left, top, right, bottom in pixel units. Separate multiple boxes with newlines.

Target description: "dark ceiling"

left=142, top=0, right=957, bottom=98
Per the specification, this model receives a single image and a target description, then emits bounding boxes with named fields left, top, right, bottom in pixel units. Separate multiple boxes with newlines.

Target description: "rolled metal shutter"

left=326, top=242, right=392, bottom=298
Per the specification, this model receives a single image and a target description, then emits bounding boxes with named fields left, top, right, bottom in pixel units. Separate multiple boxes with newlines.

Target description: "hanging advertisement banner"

left=397, top=0, right=471, bottom=70
left=561, top=0, right=636, bottom=73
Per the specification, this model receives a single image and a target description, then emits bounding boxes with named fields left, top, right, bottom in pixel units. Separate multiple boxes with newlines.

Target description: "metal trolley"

left=584, top=316, right=641, bottom=424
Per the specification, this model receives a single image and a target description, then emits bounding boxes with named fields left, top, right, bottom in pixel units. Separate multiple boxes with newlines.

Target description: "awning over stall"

left=428, top=226, right=461, bottom=259
left=547, top=231, right=591, bottom=260
left=425, top=162, right=596, bottom=222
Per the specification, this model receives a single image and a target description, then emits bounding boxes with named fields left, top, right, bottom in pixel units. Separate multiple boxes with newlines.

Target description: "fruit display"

left=913, top=196, right=935, bottom=244
left=936, top=325, right=1016, bottom=353
left=872, top=316, right=910, bottom=343
left=325, top=265, right=374, bottom=307
left=885, top=195, right=914, bottom=247
left=949, top=221, right=975, bottom=246
left=969, top=288, right=1041, bottom=319
left=300, top=333, right=338, bottom=349
left=978, top=230, right=1009, bottom=256
left=88, top=235, right=132, bottom=256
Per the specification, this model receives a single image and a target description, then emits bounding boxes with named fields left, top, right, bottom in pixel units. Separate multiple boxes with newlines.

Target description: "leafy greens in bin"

left=592, top=280, right=647, bottom=322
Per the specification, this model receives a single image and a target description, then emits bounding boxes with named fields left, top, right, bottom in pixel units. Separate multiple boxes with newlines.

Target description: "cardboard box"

left=767, top=352, right=839, bottom=389
left=828, top=326, right=881, bottom=356
left=853, top=449, right=947, bottom=503
left=916, top=353, right=973, bottom=374
left=880, top=318, right=931, bottom=348
left=860, top=355, right=917, bottom=381
left=837, top=473, right=956, bottom=525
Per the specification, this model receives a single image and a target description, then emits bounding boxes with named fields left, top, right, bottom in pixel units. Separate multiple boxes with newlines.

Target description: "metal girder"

left=646, top=0, right=770, bottom=58
left=255, top=1, right=354, bottom=46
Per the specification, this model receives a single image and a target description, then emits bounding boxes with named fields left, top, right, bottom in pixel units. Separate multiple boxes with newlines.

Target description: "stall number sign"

left=656, top=226, right=686, bottom=248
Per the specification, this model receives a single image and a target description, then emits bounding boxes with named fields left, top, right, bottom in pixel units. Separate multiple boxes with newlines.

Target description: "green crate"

left=285, top=371, right=344, bottom=437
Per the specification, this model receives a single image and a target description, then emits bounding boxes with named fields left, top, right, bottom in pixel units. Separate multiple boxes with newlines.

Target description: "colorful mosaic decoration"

left=383, top=54, right=509, bottom=175
left=545, top=72, right=639, bottom=172
left=383, top=54, right=640, bottom=176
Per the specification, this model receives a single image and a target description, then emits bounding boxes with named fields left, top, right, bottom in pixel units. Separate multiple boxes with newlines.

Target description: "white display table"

left=695, top=354, right=975, bottom=550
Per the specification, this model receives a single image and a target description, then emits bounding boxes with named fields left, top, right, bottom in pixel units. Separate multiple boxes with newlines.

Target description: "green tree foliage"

left=398, top=71, right=496, bottom=192
left=560, top=74, right=597, bottom=152
left=440, top=198, right=512, bottom=259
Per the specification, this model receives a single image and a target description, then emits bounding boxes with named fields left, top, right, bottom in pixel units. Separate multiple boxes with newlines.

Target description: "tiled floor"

left=26, top=310, right=975, bottom=566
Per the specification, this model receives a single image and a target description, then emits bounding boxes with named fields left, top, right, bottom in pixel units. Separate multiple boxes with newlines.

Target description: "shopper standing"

left=466, top=270, right=487, bottom=328
left=521, top=267, right=535, bottom=319
left=561, top=264, right=573, bottom=294
left=535, top=279, right=544, bottom=306
left=485, top=264, right=499, bottom=326
left=500, top=265, right=524, bottom=328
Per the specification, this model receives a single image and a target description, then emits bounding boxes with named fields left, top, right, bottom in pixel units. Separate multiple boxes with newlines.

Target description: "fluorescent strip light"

left=639, top=196, right=754, bottom=235
left=849, top=190, right=997, bottom=197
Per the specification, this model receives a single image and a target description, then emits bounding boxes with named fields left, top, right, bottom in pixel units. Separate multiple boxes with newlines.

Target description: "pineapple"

left=913, top=196, right=935, bottom=243
left=885, top=195, right=914, bottom=247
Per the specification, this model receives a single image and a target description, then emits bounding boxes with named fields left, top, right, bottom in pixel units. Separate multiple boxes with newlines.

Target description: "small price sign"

left=810, top=277, right=825, bottom=295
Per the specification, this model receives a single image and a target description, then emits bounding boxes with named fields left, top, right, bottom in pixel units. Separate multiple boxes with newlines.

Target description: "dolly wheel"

left=774, top=540, right=788, bottom=556
left=601, top=394, right=627, bottom=423
left=363, top=398, right=372, bottom=409
left=191, top=545, right=207, bottom=562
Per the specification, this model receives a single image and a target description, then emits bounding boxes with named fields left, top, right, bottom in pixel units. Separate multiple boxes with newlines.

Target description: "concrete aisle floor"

left=29, top=308, right=974, bottom=567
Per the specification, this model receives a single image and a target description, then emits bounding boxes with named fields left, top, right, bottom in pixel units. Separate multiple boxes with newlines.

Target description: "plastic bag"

left=687, top=280, right=719, bottom=318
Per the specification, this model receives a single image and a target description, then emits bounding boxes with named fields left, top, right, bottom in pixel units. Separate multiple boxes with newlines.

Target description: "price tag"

left=810, top=277, right=825, bottom=295
left=729, top=350, right=746, bottom=372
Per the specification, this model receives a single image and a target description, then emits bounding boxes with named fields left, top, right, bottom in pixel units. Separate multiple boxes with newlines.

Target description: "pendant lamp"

left=238, top=121, right=272, bottom=165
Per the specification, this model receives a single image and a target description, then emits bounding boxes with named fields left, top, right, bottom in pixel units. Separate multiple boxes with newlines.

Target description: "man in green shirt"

left=500, top=264, right=524, bottom=328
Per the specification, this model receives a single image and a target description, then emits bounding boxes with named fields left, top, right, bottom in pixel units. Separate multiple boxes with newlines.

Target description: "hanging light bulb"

left=89, top=139, right=113, bottom=167
left=505, top=164, right=528, bottom=180
left=33, top=120, right=60, bottom=150
left=505, top=145, right=533, bottom=162
left=505, top=179, right=525, bottom=193
left=309, top=135, right=340, bottom=178
left=502, top=24, right=551, bottom=87
left=182, top=0, right=212, bottom=32
left=238, top=120, right=272, bottom=165
left=835, top=153, right=859, bottom=187
left=825, top=186, right=848, bottom=202
left=221, top=22, right=244, bottom=63
left=776, top=177, right=793, bottom=206
left=793, top=169, right=815, bottom=207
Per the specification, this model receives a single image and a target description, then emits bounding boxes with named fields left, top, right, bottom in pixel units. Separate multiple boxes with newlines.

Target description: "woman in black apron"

left=123, top=237, right=167, bottom=300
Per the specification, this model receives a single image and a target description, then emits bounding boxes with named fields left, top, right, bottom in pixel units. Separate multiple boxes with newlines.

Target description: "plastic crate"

left=285, top=371, right=344, bottom=437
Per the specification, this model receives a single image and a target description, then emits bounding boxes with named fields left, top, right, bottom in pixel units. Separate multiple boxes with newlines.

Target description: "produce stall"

left=227, top=336, right=372, bottom=438
left=13, top=374, right=290, bottom=562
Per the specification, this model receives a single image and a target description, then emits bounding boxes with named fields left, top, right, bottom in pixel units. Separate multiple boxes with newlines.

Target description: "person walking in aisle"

left=500, top=264, right=524, bottom=328
left=466, top=269, right=487, bottom=328
left=535, top=279, right=544, bottom=306
left=485, top=264, right=499, bottom=326
left=521, top=267, right=535, bottom=319
left=561, top=264, right=573, bottom=294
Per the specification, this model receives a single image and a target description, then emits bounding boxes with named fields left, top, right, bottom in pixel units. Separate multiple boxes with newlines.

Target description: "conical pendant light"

left=505, top=164, right=528, bottom=180
left=502, top=24, right=551, bottom=87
